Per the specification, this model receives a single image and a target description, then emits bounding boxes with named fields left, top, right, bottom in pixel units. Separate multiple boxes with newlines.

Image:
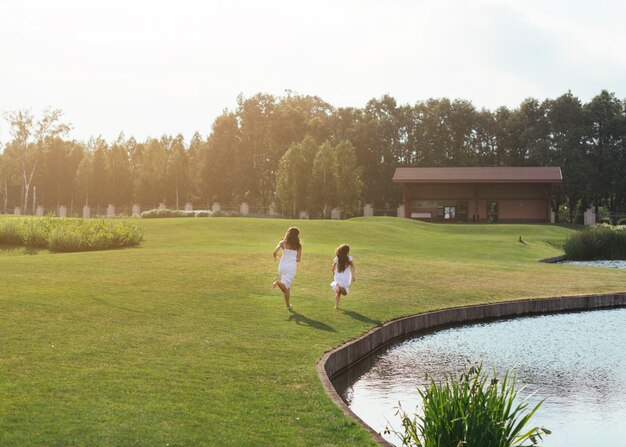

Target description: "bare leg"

left=334, top=285, right=342, bottom=310
left=283, top=287, right=291, bottom=309
left=275, top=280, right=291, bottom=309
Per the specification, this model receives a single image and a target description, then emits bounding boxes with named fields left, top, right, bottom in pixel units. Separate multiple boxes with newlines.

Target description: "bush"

left=140, top=208, right=213, bottom=218
left=618, top=218, right=626, bottom=226
left=387, top=363, right=549, bottom=447
left=0, top=220, right=25, bottom=246
left=0, top=217, right=143, bottom=252
left=563, top=224, right=626, bottom=260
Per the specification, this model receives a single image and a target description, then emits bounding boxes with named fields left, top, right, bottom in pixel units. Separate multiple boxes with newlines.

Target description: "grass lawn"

left=1, top=217, right=625, bottom=446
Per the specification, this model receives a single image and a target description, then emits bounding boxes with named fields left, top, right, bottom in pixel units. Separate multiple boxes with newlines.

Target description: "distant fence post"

left=106, top=204, right=115, bottom=218
left=240, top=202, right=249, bottom=215
left=551, top=211, right=556, bottom=224
left=269, top=202, right=278, bottom=217
left=584, top=208, right=596, bottom=226
left=364, top=204, right=374, bottom=217
left=212, top=202, right=221, bottom=213
left=36, top=206, right=44, bottom=217
left=299, top=211, right=309, bottom=220
left=59, top=206, right=67, bottom=217
left=397, top=203, right=405, bottom=218
left=83, top=206, right=91, bottom=219
left=14, top=206, right=21, bottom=216
left=184, top=203, right=193, bottom=212
left=132, top=204, right=140, bottom=217
left=158, top=203, right=166, bottom=210
left=331, top=208, right=341, bottom=220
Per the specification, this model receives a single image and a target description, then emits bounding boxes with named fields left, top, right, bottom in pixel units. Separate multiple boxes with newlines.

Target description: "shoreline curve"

left=317, top=292, right=626, bottom=447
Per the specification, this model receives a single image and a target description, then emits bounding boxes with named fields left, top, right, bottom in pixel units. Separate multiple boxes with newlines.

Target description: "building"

left=392, top=167, right=562, bottom=223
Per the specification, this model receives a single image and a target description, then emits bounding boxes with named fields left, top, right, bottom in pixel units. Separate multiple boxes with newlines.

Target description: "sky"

left=1, top=0, right=625, bottom=142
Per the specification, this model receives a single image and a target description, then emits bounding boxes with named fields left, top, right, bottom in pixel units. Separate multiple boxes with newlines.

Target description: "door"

left=487, top=201, right=498, bottom=223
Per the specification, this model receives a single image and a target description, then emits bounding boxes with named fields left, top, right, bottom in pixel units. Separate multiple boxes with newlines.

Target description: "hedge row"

left=0, top=218, right=143, bottom=252
left=563, top=224, right=626, bottom=260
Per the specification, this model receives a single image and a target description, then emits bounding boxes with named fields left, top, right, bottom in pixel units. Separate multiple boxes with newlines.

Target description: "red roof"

left=392, top=167, right=562, bottom=184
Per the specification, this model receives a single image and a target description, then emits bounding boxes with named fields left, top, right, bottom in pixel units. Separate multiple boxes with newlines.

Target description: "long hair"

left=283, top=227, right=301, bottom=250
left=336, top=244, right=351, bottom=273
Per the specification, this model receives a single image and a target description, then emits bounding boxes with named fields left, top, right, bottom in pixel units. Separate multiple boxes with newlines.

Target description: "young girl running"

left=272, top=227, right=302, bottom=310
left=330, top=244, right=356, bottom=310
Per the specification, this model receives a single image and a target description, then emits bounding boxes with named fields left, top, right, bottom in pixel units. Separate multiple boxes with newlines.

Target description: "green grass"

left=1, top=217, right=625, bottom=446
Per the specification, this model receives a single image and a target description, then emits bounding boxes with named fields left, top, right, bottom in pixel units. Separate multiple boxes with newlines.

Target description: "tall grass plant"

left=388, top=363, right=549, bottom=447
left=0, top=217, right=143, bottom=252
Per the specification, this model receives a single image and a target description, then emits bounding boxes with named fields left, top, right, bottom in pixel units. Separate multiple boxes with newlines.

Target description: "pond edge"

left=316, top=292, right=626, bottom=447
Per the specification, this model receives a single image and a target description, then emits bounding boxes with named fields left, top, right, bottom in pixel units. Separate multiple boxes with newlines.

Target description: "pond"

left=333, top=308, right=626, bottom=447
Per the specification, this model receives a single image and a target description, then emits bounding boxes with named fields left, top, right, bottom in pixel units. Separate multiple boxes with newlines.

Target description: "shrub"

left=140, top=208, right=213, bottom=218
left=563, top=224, right=626, bottom=260
left=0, top=217, right=143, bottom=253
left=387, top=363, right=549, bottom=447
left=618, top=218, right=626, bottom=226
left=0, top=220, right=25, bottom=246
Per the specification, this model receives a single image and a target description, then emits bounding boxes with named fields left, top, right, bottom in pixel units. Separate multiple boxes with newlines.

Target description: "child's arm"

left=331, top=261, right=336, bottom=274
left=273, top=240, right=283, bottom=261
left=296, top=247, right=302, bottom=262
left=350, top=260, right=357, bottom=282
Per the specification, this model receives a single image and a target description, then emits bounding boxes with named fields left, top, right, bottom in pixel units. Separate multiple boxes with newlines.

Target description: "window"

left=487, top=201, right=498, bottom=223
left=444, top=206, right=456, bottom=220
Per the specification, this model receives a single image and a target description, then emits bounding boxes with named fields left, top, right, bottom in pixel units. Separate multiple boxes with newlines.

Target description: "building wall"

left=404, top=182, right=553, bottom=222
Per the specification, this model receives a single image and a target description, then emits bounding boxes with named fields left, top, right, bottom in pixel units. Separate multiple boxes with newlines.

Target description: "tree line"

left=1, top=90, right=625, bottom=219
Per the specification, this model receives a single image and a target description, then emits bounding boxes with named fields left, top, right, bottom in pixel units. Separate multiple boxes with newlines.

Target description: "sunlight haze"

left=1, top=0, right=624, bottom=141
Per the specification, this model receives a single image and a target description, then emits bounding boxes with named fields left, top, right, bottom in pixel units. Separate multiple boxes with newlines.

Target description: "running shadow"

left=287, top=311, right=336, bottom=332
left=341, top=310, right=381, bottom=325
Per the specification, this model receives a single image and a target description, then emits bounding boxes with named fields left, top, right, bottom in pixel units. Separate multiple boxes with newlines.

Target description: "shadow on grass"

left=287, top=311, right=336, bottom=332
left=0, top=244, right=41, bottom=255
left=341, top=310, right=381, bottom=325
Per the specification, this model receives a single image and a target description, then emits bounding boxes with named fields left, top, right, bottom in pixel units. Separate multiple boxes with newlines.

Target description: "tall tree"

left=2, top=109, right=71, bottom=211
left=333, top=140, right=363, bottom=216
left=309, top=141, right=337, bottom=218
left=274, top=136, right=317, bottom=217
left=166, top=134, right=189, bottom=210
left=74, top=151, right=93, bottom=207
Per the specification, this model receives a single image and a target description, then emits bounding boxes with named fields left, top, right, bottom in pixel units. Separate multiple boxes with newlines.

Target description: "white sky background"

left=1, top=0, right=625, bottom=142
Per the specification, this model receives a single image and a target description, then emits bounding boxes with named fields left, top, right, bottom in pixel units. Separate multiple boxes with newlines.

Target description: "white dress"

left=279, top=245, right=298, bottom=289
left=331, top=255, right=353, bottom=294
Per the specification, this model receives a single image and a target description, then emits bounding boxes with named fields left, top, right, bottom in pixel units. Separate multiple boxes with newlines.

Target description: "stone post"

left=212, top=202, right=221, bottom=213
left=269, top=202, right=278, bottom=217
left=83, top=206, right=91, bottom=219
left=550, top=211, right=556, bottom=224
left=364, top=203, right=374, bottom=217
left=14, top=206, right=21, bottom=216
left=106, top=204, right=115, bottom=218
left=184, top=203, right=193, bottom=212
left=132, top=204, right=140, bottom=217
left=584, top=208, right=596, bottom=226
left=299, top=210, right=309, bottom=220
left=158, top=202, right=166, bottom=210
left=331, top=208, right=341, bottom=220
left=36, top=206, right=44, bottom=217
left=59, top=206, right=67, bottom=218
left=240, top=202, right=249, bottom=215
left=397, top=203, right=405, bottom=218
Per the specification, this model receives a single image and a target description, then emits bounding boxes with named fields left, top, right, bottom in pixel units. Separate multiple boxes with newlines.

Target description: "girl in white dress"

left=330, top=244, right=356, bottom=310
left=272, top=227, right=302, bottom=310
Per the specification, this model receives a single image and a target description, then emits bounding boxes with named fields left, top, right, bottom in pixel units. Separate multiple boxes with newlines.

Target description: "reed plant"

left=388, top=363, right=549, bottom=447
left=563, top=223, right=626, bottom=260
left=0, top=217, right=143, bottom=252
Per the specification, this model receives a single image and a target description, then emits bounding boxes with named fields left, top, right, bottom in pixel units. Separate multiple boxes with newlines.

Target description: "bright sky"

left=1, top=0, right=625, bottom=142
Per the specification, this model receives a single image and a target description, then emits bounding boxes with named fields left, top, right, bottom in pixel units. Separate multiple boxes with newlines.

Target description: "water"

left=334, top=308, right=626, bottom=447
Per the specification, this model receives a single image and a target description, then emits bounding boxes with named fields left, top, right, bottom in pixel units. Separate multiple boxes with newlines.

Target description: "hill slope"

left=2, top=217, right=625, bottom=446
